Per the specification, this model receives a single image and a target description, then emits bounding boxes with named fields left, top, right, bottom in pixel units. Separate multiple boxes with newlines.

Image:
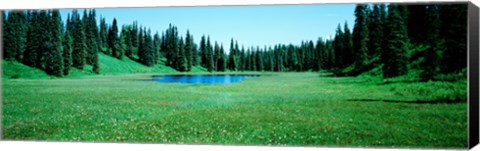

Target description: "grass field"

left=1, top=71, right=467, bottom=148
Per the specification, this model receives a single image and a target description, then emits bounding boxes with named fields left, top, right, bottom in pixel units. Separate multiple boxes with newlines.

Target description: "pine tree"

left=383, top=5, right=409, bottom=78
left=44, top=10, right=64, bottom=76
left=368, top=4, right=384, bottom=58
left=184, top=30, right=193, bottom=71
left=333, top=24, right=344, bottom=68
left=177, top=37, right=188, bottom=71
left=227, top=38, right=236, bottom=71
left=143, top=29, right=156, bottom=66
left=218, top=44, right=227, bottom=72
left=108, top=18, right=118, bottom=57
left=3, top=10, right=28, bottom=61
left=206, top=36, right=214, bottom=72
left=200, top=35, right=207, bottom=68
left=440, top=4, right=467, bottom=73
left=63, top=30, right=73, bottom=75
left=153, top=32, right=161, bottom=64
left=420, top=5, right=444, bottom=81
left=23, top=11, right=41, bottom=67
left=71, top=10, right=87, bottom=70
left=353, top=4, right=369, bottom=69
left=99, top=17, right=108, bottom=50
left=343, top=22, right=354, bottom=67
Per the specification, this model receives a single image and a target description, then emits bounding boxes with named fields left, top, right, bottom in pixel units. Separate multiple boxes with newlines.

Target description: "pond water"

left=146, top=74, right=260, bottom=84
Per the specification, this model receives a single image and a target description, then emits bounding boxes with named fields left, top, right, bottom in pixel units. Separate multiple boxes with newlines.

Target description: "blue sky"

left=59, top=4, right=355, bottom=52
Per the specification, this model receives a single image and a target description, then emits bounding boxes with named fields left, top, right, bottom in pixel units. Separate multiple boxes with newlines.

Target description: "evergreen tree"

left=383, top=5, right=409, bottom=78
left=199, top=35, right=207, bottom=68
left=368, top=4, right=384, bottom=58
left=71, top=10, right=87, bottom=70
left=99, top=17, right=108, bottom=49
left=176, top=37, right=188, bottom=71
left=420, top=5, right=444, bottom=81
left=44, top=10, right=64, bottom=76
left=153, top=32, right=161, bottom=64
left=206, top=36, right=214, bottom=72
left=343, top=22, right=354, bottom=67
left=63, top=30, right=73, bottom=75
left=184, top=30, right=193, bottom=71
left=107, top=18, right=118, bottom=57
left=23, top=11, right=41, bottom=68
left=333, top=24, right=344, bottom=68
left=3, top=10, right=28, bottom=61
left=440, top=4, right=467, bottom=73
left=218, top=44, right=227, bottom=72
left=227, top=38, right=236, bottom=71
left=353, top=4, right=369, bottom=68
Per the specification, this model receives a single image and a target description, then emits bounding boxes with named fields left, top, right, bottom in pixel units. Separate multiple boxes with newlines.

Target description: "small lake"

left=146, top=74, right=260, bottom=84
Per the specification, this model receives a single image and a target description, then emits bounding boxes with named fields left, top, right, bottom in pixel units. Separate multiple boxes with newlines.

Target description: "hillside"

left=2, top=53, right=208, bottom=79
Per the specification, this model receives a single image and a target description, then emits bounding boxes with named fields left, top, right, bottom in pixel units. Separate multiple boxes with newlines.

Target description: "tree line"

left=2, top=3, right=467, bottom=80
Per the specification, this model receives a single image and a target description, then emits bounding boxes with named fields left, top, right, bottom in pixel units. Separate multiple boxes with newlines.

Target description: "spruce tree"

left=184, top=30, right=193, bottom=71
left=153, top=32, right=161, bottom=64
left=420, top=5, right=444, bottom=81
left=23, top=11, right=41, bottom=68
left=206, top=36, right=214, bottom=72
left=71, top=10, right=87, bottom=70
left=383, top=5, right=409, bottom=78
left=99, top=17, right=108, bottom=50
left=108, top=18, right=118, bottom=57
left=44, top=10, right=64, bottom=76
left=353, top=4, right=369, bottom=69
left=177, top=37, right=188, bottom=71
left=3, top=11, right=28, bottom=61
left=343, top=22, right=353, bottom=67
left=63, top=30, right=73, bottom=75
left=369, top=4, right=384, bottom=58
left=333, top=24, right=344, bottom=68
left=227, top=38, right=236, bottom=71
left=199, top=35, right=207, bottom=68
left=440, top=4, right=467, bottom=73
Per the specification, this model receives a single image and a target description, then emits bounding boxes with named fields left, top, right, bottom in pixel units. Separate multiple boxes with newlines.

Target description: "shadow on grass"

left=347, top=99, right=464, bottom=104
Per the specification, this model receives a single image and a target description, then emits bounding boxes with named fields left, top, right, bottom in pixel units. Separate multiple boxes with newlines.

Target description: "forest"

left=1, top=3, right=470, bottom=147
left=2, top=4, right=467, bottom=80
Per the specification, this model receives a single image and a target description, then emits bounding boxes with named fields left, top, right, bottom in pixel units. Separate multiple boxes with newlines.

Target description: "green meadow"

left=2, top=59, right=468, bottom=148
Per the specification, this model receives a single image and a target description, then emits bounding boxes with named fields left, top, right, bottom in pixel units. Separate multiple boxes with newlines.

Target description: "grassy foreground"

left=2, top=72, right=467, bottom=148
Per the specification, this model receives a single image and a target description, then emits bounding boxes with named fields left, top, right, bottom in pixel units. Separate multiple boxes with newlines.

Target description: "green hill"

left=2, top=53, right=209, bottom=79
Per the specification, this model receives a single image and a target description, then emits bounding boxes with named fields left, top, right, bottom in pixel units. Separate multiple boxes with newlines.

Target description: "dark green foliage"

left=407, top=5, right=428, bottom=44
left=176, top=37, right=188, bottom=71
left=62, top=30, right=73, bottom=75
left=3, top=10, right=28, bottom=61
left=199, top=35, right=207, bottom=68
left=164, top=24, right=178, bottom=67
left=227, top=38, right=237, bottom=71
left=342, top=22, right=353, bottom=67
left=368, top=4, right=384, bottom=58
left=83, top=9, right=100, bottom=66
left=142, top=29, right=156, bottom=66
left=353, top=4, right=369, bottom=69
left=206, top=37, right=214, bottom=72
left=71, top=10, right=87, bottom=70
left=23, top=11, right=41, bottom=68
left=333, top=24, right=344, bottom=69
left=217, top=45, right=227, bottom=72
left=184, top=30, right=193, bottom=71
left=108, top=18, right=119, bottom=57
left=382, top=5, right=409, bottom=78
left=440, top=4, right=467, bottom=73
left=420, top=5, right=445, bottom=81
left=153, top=32, right=161, bottom=64
left=99, top=17, right=108, bottom=49
left=43, top=10, right=64, bottom=76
